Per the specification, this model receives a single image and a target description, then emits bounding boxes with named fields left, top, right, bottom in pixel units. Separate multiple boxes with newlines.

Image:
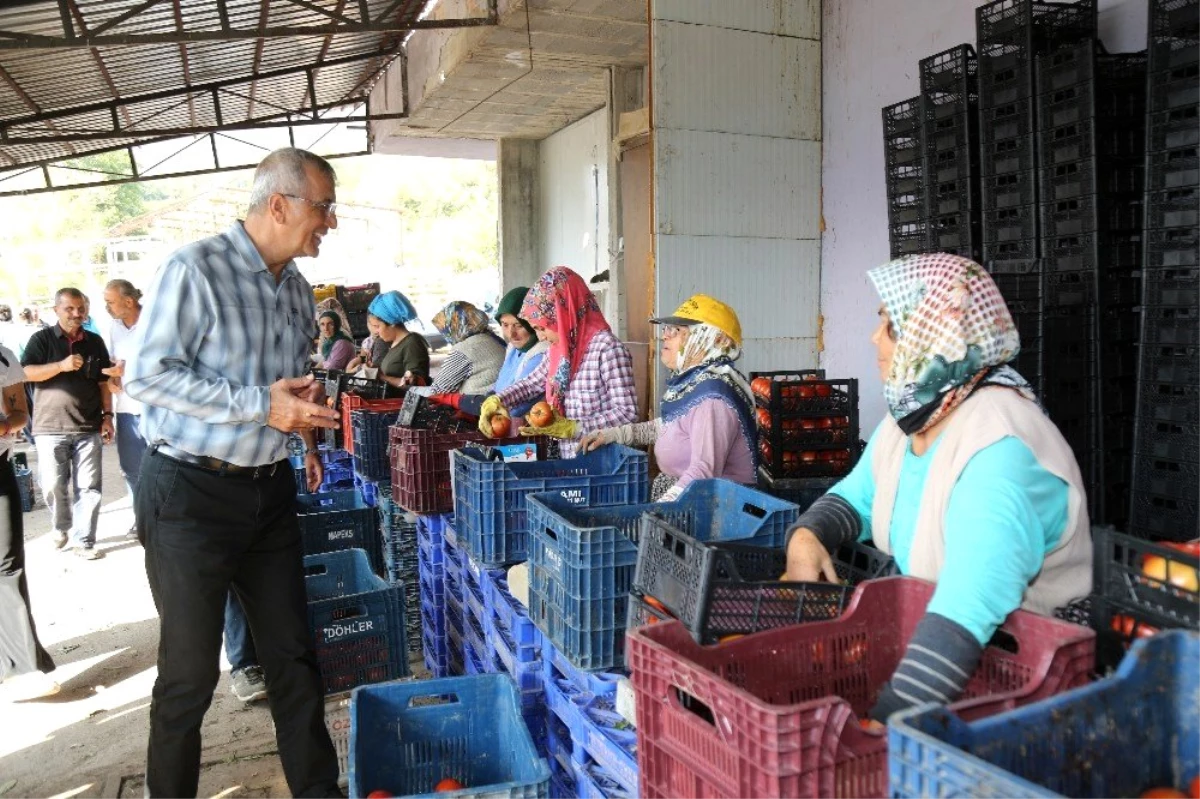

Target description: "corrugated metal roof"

left=0, top=0, right=446, bottom=173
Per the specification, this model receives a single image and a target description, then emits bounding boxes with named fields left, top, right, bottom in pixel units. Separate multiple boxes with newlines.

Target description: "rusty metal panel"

left=655, top=128, right=821, bottom=240
left=653, top=20, right=819, bottom=140
left=652, top=0, right=820, bottom=40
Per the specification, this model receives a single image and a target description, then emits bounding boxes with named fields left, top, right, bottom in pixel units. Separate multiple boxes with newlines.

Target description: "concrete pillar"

left=497, top=138, right=540, bottom=289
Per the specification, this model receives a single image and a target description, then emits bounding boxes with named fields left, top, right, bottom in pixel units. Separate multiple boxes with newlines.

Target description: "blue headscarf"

left=367, top=291, right=419, bottom=327
left=659, top=323, right=756, bottom=468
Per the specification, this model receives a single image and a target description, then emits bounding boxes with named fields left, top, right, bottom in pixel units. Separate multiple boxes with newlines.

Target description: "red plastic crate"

left=626, top=576, right=1095, bottom=799
left=341, top=395, right=405, bottom=456
left=388, top=426, right=532, bottom=514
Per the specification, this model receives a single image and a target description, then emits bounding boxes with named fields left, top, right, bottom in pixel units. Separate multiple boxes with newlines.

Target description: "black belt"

left=151, top=442, right=283, bottom=479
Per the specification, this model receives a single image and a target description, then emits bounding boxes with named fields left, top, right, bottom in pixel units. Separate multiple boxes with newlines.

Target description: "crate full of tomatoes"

left=750, top=370, right=860, bottom=480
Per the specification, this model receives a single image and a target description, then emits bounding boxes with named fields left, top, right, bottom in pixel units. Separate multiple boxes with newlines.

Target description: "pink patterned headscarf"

left=868, top=253, right=1036, bottom=435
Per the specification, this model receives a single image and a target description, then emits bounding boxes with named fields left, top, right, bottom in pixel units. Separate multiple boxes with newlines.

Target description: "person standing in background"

left=124, top=147, right=341, bottom=798
left=0, top=341, right=59, bottom=701
left=103, top=279, right=147, bottom=540
left=80, top=295, right=101, bottom=336
left=20, top=288, right=113, bottom=560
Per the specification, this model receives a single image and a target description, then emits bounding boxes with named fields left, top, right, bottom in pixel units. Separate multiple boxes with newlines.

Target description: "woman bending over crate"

left=784, top=252, right=1093, bottom=723
left=579, top=294, right=756, bottom=501
left=476, top=266, right=638, bottom=457
left=367, top=290, right=431, bottom=389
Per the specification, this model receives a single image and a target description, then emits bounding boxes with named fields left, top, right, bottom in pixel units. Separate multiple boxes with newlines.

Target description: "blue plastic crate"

left=464, top=637, right=491, bottom=676
left=320, top=447, right=352, bottom=467
left=487, top=576, right=540, bottom=663
left=540, top=643, right=636, bottom=797
left=349, top=674, right=551, bottom=799
left=297, top=490, right=383, bottom=575
left=465, top=581, right=488, bottom=631
left=304, top=548, right=409, bottom=695
left=492, top=626, right=544, bottom=699
left=14, top=466, right=34, bottom=512
left=423, top=626, right=450, bottom=679
left=465, top=607, right=490, bottom=661
left=357, top=477, right=379, bottom=508
left=888, top=631, right=1200, bottom=799
left=526, top=479, right=798, bottom=670
left=572, top=759, right=635, bottom=799
left=451, top=445, right=649, bottom=567
left=540, top=638, right=624, bottom=697
left=546, top=717, right=578, bottom=799
left=350, top=409, right=399, bottom=482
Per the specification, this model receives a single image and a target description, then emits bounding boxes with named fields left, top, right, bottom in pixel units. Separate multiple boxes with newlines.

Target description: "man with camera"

left=20, top=287, right=113, bottom=560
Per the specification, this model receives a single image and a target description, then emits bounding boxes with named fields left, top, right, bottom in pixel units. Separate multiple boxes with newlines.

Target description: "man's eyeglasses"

left=659, top=324, right=686, bottom=339
left=282, top=194, right=337, bottom=217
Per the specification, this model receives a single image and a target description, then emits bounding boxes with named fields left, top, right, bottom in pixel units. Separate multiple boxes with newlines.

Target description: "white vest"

left=870, top=386, right=1093, bottom=615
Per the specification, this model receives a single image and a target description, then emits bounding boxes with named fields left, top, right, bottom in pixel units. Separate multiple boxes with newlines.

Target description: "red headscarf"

left=520, top=266, right=610, bottom=413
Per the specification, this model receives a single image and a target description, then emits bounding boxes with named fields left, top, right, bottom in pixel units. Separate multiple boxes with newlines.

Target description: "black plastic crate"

left=920, top=44, right=979, bottom=113
left=982, top=167, right=1038, bottom=209
left=929, top=211, right=983, bottom=260
left=1147, top=145, right=1200, bottom=191
left=1041, top=230, right=1143, bottom=273
left=976, top=0, right=1097, bottom=62
left=1035, top=41, right=1148, bottom=97
left=1137, top=378, right=1200, bottom=426
left=984, top=235, right=1039, bottom=268
left=1038, top=121, right=1144, bottom=168
left=1149, top=0, right=1200, bottom=42
left=980, top=96, right=1036, bottom=141
left=928, top=176, right=977, bottom=215
left=984, top=203, right=1039, bottom=242
left=756, top=470, right=839, bottom=513
left=979, top=45, right=1036, bottom=106
left=993, top=268, right=1043, bottom=313
left=1036, top=73, right=1146, bottom=133
left=1098, top=333, right=1140, bottom=380
left=889, top=222, right=932, bottom=257
left=927, top=145, right=977, bottom=184
left=336, top=282, right=381, bottom=313
left=883, top=96, right=924, bottom=139
left=1141, top=304, right=1199, bottom=346
left=1138, top=417, right=1200, bottom=464
left=983, top=131, right=1038, bottom=176
left=1147, top=105, right=1200, bottom=152
left=1130, top=488, right=1200, bottom=540
left=1040, top=193, right=1144, bottom=238
left=887, top=161, right=928, bottom=197
left=1141, top=342, right=1200, bottom=386
left=1150, top=62, right=1200, bottom=114
left=751, top=371, right=861, bottom=481
left=1131, top=456, right=1200, bottom=522
left=1040, top=157, right=1145, bottom=202
left=344, top=308, right=369, bottom=340
left=1145, top=185, right=1200, bottom=230
left=1149, top=34, right=1200, bottom=76
left=1144, top=228, right=1200, bottom=269
left=1143, top=263, right=1199, bottom=308
left=1044, top=269, right=1097, bottom=308
left=1100, top=303, right=1142, bottom=342
left=924, top=110, right=977, bottom=155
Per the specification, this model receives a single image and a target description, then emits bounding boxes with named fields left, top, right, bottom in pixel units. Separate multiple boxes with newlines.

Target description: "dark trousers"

left=224, top=590, right=258, bottom=672
left=137, top=449, right=338, bottom=798
left=0, top=455, right=54, bottom=678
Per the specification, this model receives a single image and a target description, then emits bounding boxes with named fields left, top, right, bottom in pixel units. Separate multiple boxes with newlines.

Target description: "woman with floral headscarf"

left=784, top=253, right=1092, bottom=724
left=477, top=266, right=637, bottom=457
left=579, top=294, right=755, bottom=501
left=367, top=290, right=430, bottom=388
left=424, top=301, right=506, bottom=394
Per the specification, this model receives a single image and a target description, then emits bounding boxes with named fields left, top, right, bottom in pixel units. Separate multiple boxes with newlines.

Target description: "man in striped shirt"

left=125, top=148, right=342, bottom=798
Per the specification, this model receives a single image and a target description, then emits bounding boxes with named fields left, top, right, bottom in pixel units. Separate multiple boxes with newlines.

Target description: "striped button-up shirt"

left=125, top=222, right=317, bottom=467
left=498, top=329, right=638, bottom=457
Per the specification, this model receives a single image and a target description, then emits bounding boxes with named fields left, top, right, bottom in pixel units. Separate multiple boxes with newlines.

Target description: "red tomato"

left=1188, top=775, right=1199, bottom=799
left=1111, top=613, right=1158, bottom=639
left=759, top=441, right=773, bottom=461
left=528, top=402, right=554, bottom=428
left=782, top=451, right=799, bottom=473
left=756, top=408, right=772, bottom=429
left=1165, top=540, right=1200, bottom=558
left=814, top=383, right=832, bottom=398
left=816, top=416, right=834, bottom=429
left=367, top=792, right=393, bottom=798
left=797, top=384, right=816, bottom=399
left=751, top=377, right=772, bottom=401
left=800, top=450, right=817, bottom=464
left=490, top=415, right=512, bottom=438
left=799, top=418, right=819, bottom=431
left=1139, top=789, right=1187, bottom=798
left=435, top=778, right=466, bottom=792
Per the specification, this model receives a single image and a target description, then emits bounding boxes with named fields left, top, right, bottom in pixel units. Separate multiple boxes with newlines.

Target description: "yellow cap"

left=650, top=294, right=743, bottom=347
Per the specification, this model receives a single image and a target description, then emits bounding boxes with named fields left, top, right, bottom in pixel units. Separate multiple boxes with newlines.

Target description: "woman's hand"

left=784, top=527, right=840, bottom=583
left=579, top=428, right=616, bottom=452
left=519, top=413, right=577, bottom=440
left=478, top=395, right=508, bottom=437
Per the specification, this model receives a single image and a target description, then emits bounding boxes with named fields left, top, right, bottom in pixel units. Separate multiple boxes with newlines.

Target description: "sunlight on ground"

left=211, top=785, right=244, bottom=799
left=47, top=783, right=95, bottom=799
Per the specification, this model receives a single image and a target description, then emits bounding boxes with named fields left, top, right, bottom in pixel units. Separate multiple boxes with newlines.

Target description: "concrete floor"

left=0, top=438, right=286, bottom=799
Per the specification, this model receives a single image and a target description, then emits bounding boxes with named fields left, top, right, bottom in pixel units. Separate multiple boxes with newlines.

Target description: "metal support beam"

left=0, top=0, right=498, bottom=49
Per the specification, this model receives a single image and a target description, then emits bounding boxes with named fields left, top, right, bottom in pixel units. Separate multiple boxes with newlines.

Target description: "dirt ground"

left=0, top=439, right=287, bottom=799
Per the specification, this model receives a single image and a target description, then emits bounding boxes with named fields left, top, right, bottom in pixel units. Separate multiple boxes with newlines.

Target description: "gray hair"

left=106, top=278, right=143, bottom=303
left=54, top=287, right=84, bottom=307
left=247, top=148, right=337, bottom=213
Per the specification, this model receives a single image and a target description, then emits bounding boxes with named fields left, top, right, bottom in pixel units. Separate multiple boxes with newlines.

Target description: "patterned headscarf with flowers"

left=520, top=266, right=611, bottom=413
left=867, top=253, right=1036, bottom=435
left=432, top=300, right=492, bottom=345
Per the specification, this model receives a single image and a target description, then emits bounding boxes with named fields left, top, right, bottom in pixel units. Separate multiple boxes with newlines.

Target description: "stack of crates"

left=376, top=488, right=421, bottom=662
left=484, top=570, right=546, bottom=748
left=442, top=522, right=467, bottom=676
left=460, top=545, right=506, bottom=679
left=1036, top=41, right=1148, bottom=526
left=921, top=44, right=983, bottom=262
left=751, top=371, right=860, bottom=489
left=335, top=281, right=379, bottom=341
left=883, top=97, right=931, bottom=258
left=1131, top=0, right=1199, bottom=541
left=977, top=0, right=1097, bottom=394
left=296, top=486, right=383, bottom=576
left=416, top=513, right=452, bottom=677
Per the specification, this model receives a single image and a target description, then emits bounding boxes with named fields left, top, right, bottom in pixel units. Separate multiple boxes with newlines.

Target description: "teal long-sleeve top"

left=829, top=424, right=1071, bottom=645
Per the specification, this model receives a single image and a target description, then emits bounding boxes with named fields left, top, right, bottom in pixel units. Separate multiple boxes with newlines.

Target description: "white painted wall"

left=538, top=109, right=611, bottom=282
left=820, top=0, right=1150, bottom=430
left=651, top=0, right=823, bottom=379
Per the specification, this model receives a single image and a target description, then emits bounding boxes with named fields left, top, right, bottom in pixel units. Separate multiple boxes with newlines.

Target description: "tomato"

left=782, top=451, right=799, bottom=473
left=1141, top=554, right=1199, bottom=593
left=800, top=450, right=817, bottom=464
left=527, top=401, right=554, bottom=428
left=1165, top=540, right=1200, bottom=558
left=756, top=408, right=772, bottom=429
left=1111, top=613, right=1158, bottom=639
left=435, top=778, right=466, bottom=792
left=1189, top=775, right=1199, bottom=799
left=1139, top=789, right=1187, bottom=798
left=751, top=377, right=772, bottom=401
left=642, top=595, right=673, bottom=617
left=797, top=384, right=815, bottom=399
left=815, top=416, right=834, bottom=429
left=490, top=415, right=511, bottom=438
left=814, top=383, right=832, bottom=398
left=759, top=441, right=773, bottom=462
left=717, top=634, right=744, bottom=644
left=367, top=792, right=393, bottom=798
